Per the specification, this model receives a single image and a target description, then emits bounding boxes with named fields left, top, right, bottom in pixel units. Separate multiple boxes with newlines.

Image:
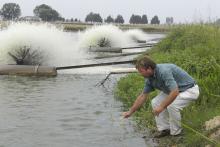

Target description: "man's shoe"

left=153, top=129, right=170, bottom=138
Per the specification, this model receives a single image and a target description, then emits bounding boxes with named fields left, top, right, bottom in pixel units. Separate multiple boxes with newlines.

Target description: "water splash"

left=78, top=25, right=135, bottom=49
left=125, top=29, right=148, bottom=42
left=0, top=22, right=86, bottom=66
left=0, top=23, right=149, bottom=74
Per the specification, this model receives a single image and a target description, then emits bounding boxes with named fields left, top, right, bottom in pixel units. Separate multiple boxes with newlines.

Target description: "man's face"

left=137, top=67, right=153, bottom=78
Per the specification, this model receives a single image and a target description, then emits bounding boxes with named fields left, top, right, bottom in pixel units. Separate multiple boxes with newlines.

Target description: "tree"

left=216, top=18, right=220, bottom=25
left=129, top=14, right=135, bottom=24
left=85, top=12, right=92, bottom=22
left=85, top=12, right=103, bottom=23
left=33, top=4, right=63, bottom=21
left=115, top=15, right=124, bottom=24
left=151, top=15, right=160, bottom=24
left=141, top=15, right=148, bottom=24
left=94, top=13, right=102, bottom=23
left=129, top=14, right=142, bottom=24
left=33, top=4, right=50, bottom=17
left=105, top=15, right=114, bottom=23
left=0, top=3, right=21, bottom=20
left=166, top=17, right=174, bottom=24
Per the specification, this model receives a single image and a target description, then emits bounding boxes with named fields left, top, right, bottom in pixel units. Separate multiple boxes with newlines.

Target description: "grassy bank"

left=115, top=24, right=220, bottom=146
left=61, top=22, right=93, bottom=31
left=118, top=24, right=171, bottom=32
left=61, top=22, right=171, bottom=32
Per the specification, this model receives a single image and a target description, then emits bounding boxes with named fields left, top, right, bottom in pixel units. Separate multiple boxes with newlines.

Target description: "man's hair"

left=135, top=56, right=156, bottom=69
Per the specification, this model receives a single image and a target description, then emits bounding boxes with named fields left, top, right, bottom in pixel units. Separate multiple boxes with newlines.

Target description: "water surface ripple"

left=0, top=75, right=147, bottom=147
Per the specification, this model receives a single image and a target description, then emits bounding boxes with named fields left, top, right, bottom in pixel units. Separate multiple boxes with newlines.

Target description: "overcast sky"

left=0, top=0, right=220, bottom=23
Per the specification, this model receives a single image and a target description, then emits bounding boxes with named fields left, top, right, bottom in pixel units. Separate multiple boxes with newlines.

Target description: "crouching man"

left=123, top=56, right=200, bottom=137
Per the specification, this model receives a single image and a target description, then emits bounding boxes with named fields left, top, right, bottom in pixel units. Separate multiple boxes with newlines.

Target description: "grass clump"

left=62, top=23, right=92, bottom=31
left=115, top=24, right=220, bottom=146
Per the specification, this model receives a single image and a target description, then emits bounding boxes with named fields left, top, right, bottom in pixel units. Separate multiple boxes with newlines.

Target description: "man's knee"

left=167, top=104, right=178, bottom=113
left=151, top=93, right=167, bottom=108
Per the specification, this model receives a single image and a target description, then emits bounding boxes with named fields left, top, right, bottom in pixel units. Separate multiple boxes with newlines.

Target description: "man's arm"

left=153, top=88, right=179, bottom=116
left=123, top=93, right=149, bottom=118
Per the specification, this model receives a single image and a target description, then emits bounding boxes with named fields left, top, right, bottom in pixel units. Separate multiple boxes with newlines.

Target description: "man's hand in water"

left=122, top=111, right=132, bottom=118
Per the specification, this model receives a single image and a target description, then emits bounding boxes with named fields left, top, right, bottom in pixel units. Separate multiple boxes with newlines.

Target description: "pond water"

left=0, top=74, right=148, bottom=147
left=0, top=25, right=164, bottom=147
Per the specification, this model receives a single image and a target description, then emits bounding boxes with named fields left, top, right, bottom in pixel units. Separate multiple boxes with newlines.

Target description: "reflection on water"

left=0, top=75, right=148, bottom=147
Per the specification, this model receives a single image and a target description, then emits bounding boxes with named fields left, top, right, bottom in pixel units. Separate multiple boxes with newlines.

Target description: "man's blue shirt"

left=143, top=64, right=196, bottom=94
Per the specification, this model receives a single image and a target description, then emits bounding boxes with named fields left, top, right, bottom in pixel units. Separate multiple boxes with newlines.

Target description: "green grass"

left=61, top=22, right=171, bottom=32
left=115, top=24, right=220, bottom=146
left=62, top=23, right=93, bottom=31
left=118, top=24, right=171, bottom=32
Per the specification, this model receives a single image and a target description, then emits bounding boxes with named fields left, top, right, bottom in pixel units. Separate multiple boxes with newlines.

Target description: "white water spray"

left=125, top=29, right=148, bottom=42
left=0, top=22, right=86, bottom=66
left=78, top=25, right=137, bottom=49
left=0, top=23, right=149, bottom=74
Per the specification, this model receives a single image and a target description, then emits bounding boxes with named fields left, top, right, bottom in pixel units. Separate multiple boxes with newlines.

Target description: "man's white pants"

left=151, top=85, right=200, bottom=135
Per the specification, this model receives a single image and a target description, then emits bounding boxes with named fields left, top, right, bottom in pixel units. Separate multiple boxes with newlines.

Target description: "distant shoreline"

left=61, top=22, right=171, bottom=32
left=0, top=20, right=171, bottom=32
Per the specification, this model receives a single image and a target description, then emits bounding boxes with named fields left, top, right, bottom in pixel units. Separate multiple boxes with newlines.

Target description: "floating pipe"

left=94, top=52, right=146, bottom=59
left=0, top=60, right=136, bottom=76
left=89, top=44, right=154, bottom=53
left=0, top=65, right=57, bottom=76
left=89, top=47, right=122, bottom=53
left=137, top=40, right=146, bottom=43
left=56, top=60, right=135, bottom=70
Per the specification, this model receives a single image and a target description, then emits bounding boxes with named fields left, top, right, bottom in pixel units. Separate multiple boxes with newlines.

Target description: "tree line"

left=0, top=3, right=64, bottom=21
left=0, top=3, right=162, bottom=24
left=70, top=12, right=160, bottom=24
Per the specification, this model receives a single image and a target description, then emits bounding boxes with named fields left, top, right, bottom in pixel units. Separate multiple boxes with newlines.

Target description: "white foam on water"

left=0, top=23, right=148, bottom=74
left=77, top=25, right=135, bottom=49
left=125, top=29, right=148, bottom=42
left=0, top=22, right=87, bottom=66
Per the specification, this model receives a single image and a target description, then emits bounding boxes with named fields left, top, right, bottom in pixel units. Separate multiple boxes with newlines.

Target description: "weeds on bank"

left=115, top=24, right=220, bottom=146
